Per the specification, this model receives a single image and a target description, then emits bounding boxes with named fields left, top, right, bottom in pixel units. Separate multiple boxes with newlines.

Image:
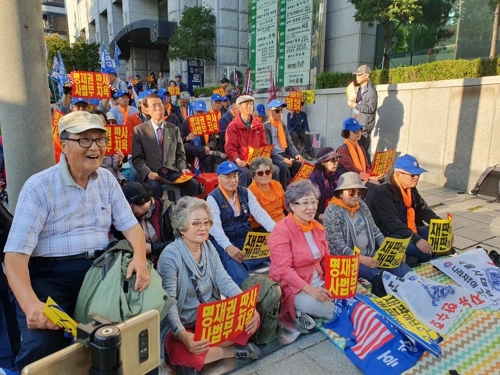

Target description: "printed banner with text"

left=71, top=71, right=111, bottom=99
left=285, top=91, right=302, bottom=112
left=428, top=214, right=453, bottom=253
left=242, top=232, right=270, bottom=259
left=370, top=149, right=396, bottom=176
left=194, top=284, right=259, bottom=346
left=290, top=162, right=315, bottom=183
left=373, top=236, right=411, bottom=269
left=105, top=125, right=131, bottom=155
left=246, top=145, right=274, bottom=164
left=168, top=86, right=181, bottom=96
left=188, top=113, right=220, bottom=136
left=325, top=254, right=359, bottom=299
left=44, top=297, right=78, bottom=338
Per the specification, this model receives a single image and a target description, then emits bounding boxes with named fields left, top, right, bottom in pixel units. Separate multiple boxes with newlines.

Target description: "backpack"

left=74, top=239, right=174, bottom=324
left=241, top=275, right=282, bottom=345
left=471, top=164, right=500, bottom=201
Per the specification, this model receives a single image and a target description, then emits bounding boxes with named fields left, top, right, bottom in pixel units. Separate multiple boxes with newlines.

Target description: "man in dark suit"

left=132, top=93, right=200, bottom=198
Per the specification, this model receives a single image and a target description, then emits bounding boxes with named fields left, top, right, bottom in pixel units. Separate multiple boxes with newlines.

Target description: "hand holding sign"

left=44, top=297, right=78, bottom=337
left=428, top=214, right=453, bottom=253
left=373, top=237, right=411, bottom=269
left=325, top=254, right=359, bottom=299
left=241, top=232, right=270, bottom=260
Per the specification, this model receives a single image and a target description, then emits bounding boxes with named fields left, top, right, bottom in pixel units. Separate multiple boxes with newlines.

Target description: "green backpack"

left=74, top=240, right=173, bottom=324
left=241, top=274, right=283, bottom=345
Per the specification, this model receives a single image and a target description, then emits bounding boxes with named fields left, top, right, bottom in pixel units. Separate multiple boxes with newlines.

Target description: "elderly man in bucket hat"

left=3, top=111, right=149, bottom=372
left=366, top=154, right=446, bottom=265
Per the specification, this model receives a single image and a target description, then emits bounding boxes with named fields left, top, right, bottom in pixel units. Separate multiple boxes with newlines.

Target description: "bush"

left=316, top=72, right=353, bottom=89
left=194, top=86, right=219, bottom=97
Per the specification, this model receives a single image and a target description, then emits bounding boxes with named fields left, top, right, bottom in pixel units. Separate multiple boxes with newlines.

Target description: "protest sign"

left=194, top=284, right=259, bottom=346
left=370, top=149, right=396, bottom=176
left=290, top=162, right=315, bottom=183
left=246, top=145, right=274, bottom=164
left=173, top=173, right=195, bottom=184
left=44, top=297, right=78, bottom=338
left=168, top=86, right=181, bottom=96
left=428, top=214, right=453, bottom=253
left=373, top=237, right=411, bottom=269
left=285, top=91, right=302, bottom=112
left=346, top=82, right=357, bottom=102
left=52, top=110, right=64, bottom=163
left=105, top=125, right=131, bottom=155
left=325, top=254, right=359, bottom=299
left=188, top=113, right=220, bottom=136
left=71, top=71, right=111, bottom=99
left=242, top=232, right=270, bottom=259
left=212, top=87, right=226, bottom=96
left=302, top=90, right=315, bottom=105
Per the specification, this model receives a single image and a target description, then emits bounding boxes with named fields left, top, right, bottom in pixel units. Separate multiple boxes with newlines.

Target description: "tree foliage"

left=167, top=6, right=216, bottom=61
left=45, top=34, right=100, bottom=72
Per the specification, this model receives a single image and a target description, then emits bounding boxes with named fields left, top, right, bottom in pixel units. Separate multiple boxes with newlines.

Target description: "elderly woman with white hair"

left=157, top=196, right=261, bottom=374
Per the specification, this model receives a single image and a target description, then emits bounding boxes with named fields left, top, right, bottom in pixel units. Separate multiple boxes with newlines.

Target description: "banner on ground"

left=285, top=91, right=302, bottom=112
left=290, top=162, right=315, bottom=183
left=168, top=86, right=181, bottom=96
left=431, top=248, right=500, bottom=310
left=194, top=284, right=259, bottom=346
left=370, top=149, right=396, bottom=176
left=246, top=145, right=274, bottom=164
left=105, top=125, right=131, bottom=155
left=428, top=214, right=453, bottom=253
left=325, top=254, right=359, bottom=299
left=44, top=297, right=78, bottom=338
left=242, top=232, right=270, bottom=260
left=188, top=113, right=220, bottom=136
left=71, top=71, right=111, bottom=99
left=373, top=237, right=411, bottom=269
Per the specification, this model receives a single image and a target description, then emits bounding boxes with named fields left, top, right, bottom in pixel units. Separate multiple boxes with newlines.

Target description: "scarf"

left=291, top=212, right=324, bottom=232
left=344, top=139, right=366, bottom=173
left=220, top=186, right=240, bottom=216
left=181, top=105, right=187, bottom=120
left=394, top=175, right=417, bottom=233
left=117, top=105, right=130, bottom=125
left=330, top=196, right=360, bottom=218
left=270, top=117, right=287, bottom=149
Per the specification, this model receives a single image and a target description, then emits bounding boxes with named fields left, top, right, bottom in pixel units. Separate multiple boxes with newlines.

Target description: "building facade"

left=42, top=0, right=68, bottom=36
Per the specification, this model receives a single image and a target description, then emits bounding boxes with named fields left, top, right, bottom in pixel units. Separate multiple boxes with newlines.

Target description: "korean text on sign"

left=188, top=113, right=220, bottom=136
left=44, top=297, right=78, bottom=338
left=290, top=162, right=314, bottom=183
left=194, top=284, right=260, bottom=346
left=428, top=214, right=453, bottom=253
left=168, top=86, right=181, bottom=96
left=285, top=91, right=302, bottom=112
left=212, top=87, right=226, bottom=96
left=52, top=110, right=64, bottom=136
left=71, top=71, right=111, bottom=100
left=242, top=232, right=270, bottom=260
left=370, top=149, right=396, bottom=176
left=325, top=254, right=359, bottom=299
left=373, top=237, right=411, bottom=269
left=105, top=125, right=130, bottom=155
left=246, top=145, right=274, bottom=164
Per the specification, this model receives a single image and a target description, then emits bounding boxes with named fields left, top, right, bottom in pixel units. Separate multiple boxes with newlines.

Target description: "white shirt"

left=305, top=231, right=325, bottom=287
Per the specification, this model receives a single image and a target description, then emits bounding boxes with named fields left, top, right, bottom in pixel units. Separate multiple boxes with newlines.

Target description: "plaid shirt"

left=4, top=154, right=137, bottom=257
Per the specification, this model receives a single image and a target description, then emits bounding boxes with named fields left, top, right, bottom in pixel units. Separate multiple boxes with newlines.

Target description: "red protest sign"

left=168, top=86, right=181, bottom=96
left=71, top=71, right=111, bottom=99
left=290, top=162, right=314, bottom=183
left=52, top=110, right=64, bottom=163
left=188, top=113, right=220, bottom=136
left=285, top=91, right=302, bottom=112
left=325, top=254, right=359, bottom=299
left=246, top=145, right=274, bottom=164
left=194, top=284, right=259, bottom=346
left=105, top=125, right=131, bottom=155
left=173, top=173, right=195, bottom=184
left=370, top=148, right=396, bottom=176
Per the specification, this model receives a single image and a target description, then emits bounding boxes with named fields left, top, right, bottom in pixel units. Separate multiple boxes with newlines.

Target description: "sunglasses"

left=272, top=109, right=283, bottom=114
left=346, top=188, right=365, bottom=197
left=255, top=169, right=272, bottom=177
left=400, top=171, right=420, bottom=179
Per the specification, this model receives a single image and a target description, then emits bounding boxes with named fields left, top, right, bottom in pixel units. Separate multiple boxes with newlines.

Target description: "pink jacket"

left=268, top=215, right=328, bottom=321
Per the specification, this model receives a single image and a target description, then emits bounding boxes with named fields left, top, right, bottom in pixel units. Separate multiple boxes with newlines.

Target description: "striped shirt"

left=4, top=154, right=138, bottom=257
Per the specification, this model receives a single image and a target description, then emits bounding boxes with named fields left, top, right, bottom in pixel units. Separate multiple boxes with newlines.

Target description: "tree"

left=490, top=0, right=500, bottom=59
left=45, top=33, right=71, bottom=71
left=45, top=34, right=100, bottom=72
left=167, top=6, right=216, bottom=62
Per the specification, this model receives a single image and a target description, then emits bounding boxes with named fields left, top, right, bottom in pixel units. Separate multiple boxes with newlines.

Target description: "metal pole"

left=0, top=0, right=55, bottom=211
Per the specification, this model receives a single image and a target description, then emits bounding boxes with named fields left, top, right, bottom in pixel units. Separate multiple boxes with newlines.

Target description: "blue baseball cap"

left=103, top=67, right=117, bottom=75
left=342, top=117, right=363, bottom=132
left=222, top=96, right=229, bottom=102
left=158, top=88, right=170, bottom=97
left=268, top=99, right=287, bottom=110
left=114, top=90, right=130, bottom=98
left=89, top=98, right=100, bottom=106
left=211, top=94, right=223, bottom=101
left=256, top=104, right=266, bottom=116
left=71, top=97, right=88, bottom=106
left=193, top=100, right=207, bottom=112
left=394, top=154, right=427, bottom=175
left=217, top=161, right=241, bottom=175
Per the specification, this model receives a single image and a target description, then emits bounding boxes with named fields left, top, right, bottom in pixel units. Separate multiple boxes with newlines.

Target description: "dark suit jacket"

left=132, top=120, right=188, bottom=182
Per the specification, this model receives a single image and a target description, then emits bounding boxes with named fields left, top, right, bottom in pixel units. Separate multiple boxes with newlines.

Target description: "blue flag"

left=51, top=56, right=63, bottom=96
left=101, top=45, right=115, bottom=72
left=57, top=51, right=68, bottom=87
left=114, top=43, right=122, bottom=67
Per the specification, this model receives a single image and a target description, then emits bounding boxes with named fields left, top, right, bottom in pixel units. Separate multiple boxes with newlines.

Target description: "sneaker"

left=234, top=342, right=262, bottom=360
left=304, top=152, right=314, bottom=161
left=211, top=150, right=227, bottom=160
left=294, top=310, right=316, bottom=332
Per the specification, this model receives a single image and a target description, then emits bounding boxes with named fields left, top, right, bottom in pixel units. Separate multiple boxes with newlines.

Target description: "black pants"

left=183, top=143, right=216, bottom=173
left=149, top=168, right=200, bottom=199
left=359, top=133, right=371, bottom=159
left=272, top=154, right=301, bottom=189
left=290, top=129, right=312, bottom=153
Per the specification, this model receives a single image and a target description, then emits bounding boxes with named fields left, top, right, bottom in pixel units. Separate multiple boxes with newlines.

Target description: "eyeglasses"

left=345, top=188, right=366, bottom=197
left=106, top=120, right=117, bottom=125
left=255, top=169, right=272, bottom=177
left=293, top=199, right=319, bottom=208
left=221, top=174, right=239, bottom=181
left=399, top=171, right=420, bottom=179
left=63, top=137, right=109, bottom=148
left=272, top=109, right=283, bottom=114
left=191, top=220, right=213, bottom=230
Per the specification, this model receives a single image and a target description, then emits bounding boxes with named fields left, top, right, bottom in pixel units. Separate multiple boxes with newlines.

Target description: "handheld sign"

left=44, top=297, right=79, bottom=338
left=290, top=162, right=315, bottom=183
left=370, top=149, right=396, bottom=176
left=212, top=87, right=226, bottom=96
left=285, top=91, right=302, bottom=112
left=302, top=90, right=315, bottom=105
left=242, top=232, right=270, bottom=259
left=52, top=110, right=64, bottom=163
left=194, top=285, right=259, bottom=346
left=71, top=71, right=111, bottom=99
left=325, top=254, right=359, bottom=299
left=346, top=82, right=357, bottom=102
left=173, top=173, right=195, bottom=184
left=105, top=125, right=131, bottom=155
left=168, top=86, right=181, bottom=96
left=188, top=113, right=220, bottom=136
left=246, top=145, right=274, bottom=164
left=428, top=214, right=453, bottom=253
left=373, top=237, right=411, bottom=269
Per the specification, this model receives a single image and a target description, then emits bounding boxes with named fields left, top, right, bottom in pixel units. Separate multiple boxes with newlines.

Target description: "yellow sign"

left=241, top=232, right=270, bottom=259
left=353, top=246, right=361, bottom=255
left=428, top=214, right=453, bottom=253
left=44, top=297, right=79, bottom=338
left=302, top=90, right=315, bottom=105
left=246, top=145, right=274, bottom=164
left=373, top=237, right=411, bottom=269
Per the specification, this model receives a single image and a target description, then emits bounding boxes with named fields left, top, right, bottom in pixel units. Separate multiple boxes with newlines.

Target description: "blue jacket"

left=219, top=111, right=235, bottom=152
left=287, top=111, right=310, bottom=133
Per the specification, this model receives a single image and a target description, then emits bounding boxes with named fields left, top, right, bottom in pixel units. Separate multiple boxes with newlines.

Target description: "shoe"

left=211, top=150, right=227, bottom=160
left=294, top=310, right=316, bottom=332
left=304, top=152, right=314, bottom=161
left=234, top=342, right=262, bottom=360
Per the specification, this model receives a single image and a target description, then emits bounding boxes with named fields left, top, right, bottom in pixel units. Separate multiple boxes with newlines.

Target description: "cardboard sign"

left=71, top=71, right=111, bottom=99
left=370, top=149, right=396, bottom=176
left=246, top=145, right=274, bottom=164
left=242, top=232, right=270, bottom=259
left=188, top=113, right=220, bottom=136
left=168, top=86, right=181, bottom=96
left=290, top=162, right=314, bottom=183
left=194, top=285, right=259, bottom=346
left=325, top=254, right=359, bottom=299
left=346, top=82, right=358, bottom=102
left=212, top=87, right=226, bottom=96
left=105, top=125, right=131, bottom=155
left=428, top=214, right=453, bottom=253
left=44, top=297, right=78, bottom=338
left=373, top=237, right=411, bottom=269
left=285, top=91, right=302, bottom=112
left=173, top=173, right=195, bottom=184
left=302, top=90, right=315, bottom=105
